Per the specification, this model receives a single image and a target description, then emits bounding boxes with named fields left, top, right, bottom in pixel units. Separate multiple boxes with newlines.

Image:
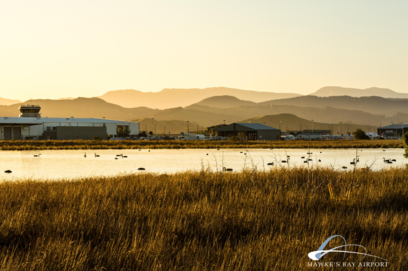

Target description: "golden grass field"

left=0, top=167, right=407, bottom=270
left=0, top=139, right=403, bottom=151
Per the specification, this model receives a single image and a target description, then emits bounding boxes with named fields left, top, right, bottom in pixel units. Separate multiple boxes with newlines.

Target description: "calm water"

left=0, top=148, right=406, bottom=180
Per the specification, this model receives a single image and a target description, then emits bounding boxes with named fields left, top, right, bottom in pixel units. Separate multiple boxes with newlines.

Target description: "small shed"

left=214, top=123, right=281, bottom=141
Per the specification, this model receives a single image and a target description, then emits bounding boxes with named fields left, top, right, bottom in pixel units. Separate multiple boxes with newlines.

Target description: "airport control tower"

left=19, top=104, right=41, bottom=118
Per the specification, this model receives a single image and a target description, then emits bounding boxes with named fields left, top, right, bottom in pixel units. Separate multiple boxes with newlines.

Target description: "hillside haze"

left=98, top=87, right=301, bottom=109
left=258, top=95, right=408, bottom=116
left=1, top=94, right=406, bottom=134
left=0, top=97, right=21, bottom=106
left=195, top=96, right=256, bottom=108
left=310, top=86, right=408, bottom=98
left=241, top=114, right=376, bottom=133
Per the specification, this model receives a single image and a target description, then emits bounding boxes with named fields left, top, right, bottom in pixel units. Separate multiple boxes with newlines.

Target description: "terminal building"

left=0, top=105, right=140, bottom=140
left=213, top=123, right=281, bottom=140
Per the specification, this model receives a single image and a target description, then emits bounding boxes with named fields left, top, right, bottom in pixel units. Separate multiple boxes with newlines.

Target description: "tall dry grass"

left=0, top=139, right=403, bottom=151
left=0, top=167, right=407, bottom=270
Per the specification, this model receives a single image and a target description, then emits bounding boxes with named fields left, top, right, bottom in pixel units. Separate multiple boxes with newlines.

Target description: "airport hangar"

left=0, top=105, right=140, bottom=140
left=377, top=124, right=408, bottom=138
left=214, top=123, right=281, bottom=140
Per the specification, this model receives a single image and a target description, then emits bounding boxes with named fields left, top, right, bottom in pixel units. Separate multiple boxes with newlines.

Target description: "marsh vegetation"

left=0, top=139, right=403, bottom=151
left=0, top=167, right=407, bottom=270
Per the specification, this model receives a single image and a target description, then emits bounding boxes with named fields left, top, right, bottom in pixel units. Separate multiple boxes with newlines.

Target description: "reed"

left=403, top=132, right=408, bottom=158
left=0, top=139, right=403, bottom=151
left=0, top=167, right=407, bottom=270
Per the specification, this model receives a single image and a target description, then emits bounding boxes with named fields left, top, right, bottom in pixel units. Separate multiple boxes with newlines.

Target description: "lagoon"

left=0, top=148, right=406, bottom=180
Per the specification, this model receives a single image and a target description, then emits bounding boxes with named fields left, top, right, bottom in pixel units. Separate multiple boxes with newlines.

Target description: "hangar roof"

left=379, top=124, right=408, bottom=129
left=214, top=123, right=280, bottom=131
left=0, top=117, right=135, bottom=125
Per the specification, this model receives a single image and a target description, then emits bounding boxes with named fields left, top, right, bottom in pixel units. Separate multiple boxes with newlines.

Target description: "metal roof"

left=379, top=124, right=408, bottom=129
left=0, top=117, right=135, bottom=125
left=236, top=123, right=280, bottom=130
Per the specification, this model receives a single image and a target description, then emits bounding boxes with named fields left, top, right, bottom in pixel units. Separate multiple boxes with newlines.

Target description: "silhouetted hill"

left=98, top=87, right=300, bottom=109
left=195, top=96, right=256, bottom=108
left=310, top=86, right=408, bottom=99
left=0, top=96, right=403, bottom=134
left=133, top=118, right=204, bottom=134
left=0, top=97, right=21, bottom=106
left=240, top=114, right=376, bottom=133
left=186, top=103, right=384, bottom=124
left=258, top=95, right=408, bottom=116
left=153, top=107, right=241, bottom=127
left=1, top=98, right=157, bottom=120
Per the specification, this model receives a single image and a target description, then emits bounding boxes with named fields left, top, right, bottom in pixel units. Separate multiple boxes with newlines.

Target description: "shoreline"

left=0, top=139, right=403, bottom=151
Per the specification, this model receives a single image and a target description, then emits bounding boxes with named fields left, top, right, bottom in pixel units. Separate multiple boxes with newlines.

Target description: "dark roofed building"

left=214, top=123, right=281, bottom=141
left=378, top=124, right=408, bottom=137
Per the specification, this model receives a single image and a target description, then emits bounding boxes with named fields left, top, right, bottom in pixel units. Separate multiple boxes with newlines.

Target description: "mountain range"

left=2, top=86, right=408, bottom=108
left=258, top=95, right=408, bottom=116
left=0, top=95, right=398, bottom=131
left=1, top=86, right=408, bottom=134
left=310, top=86, right=408, bottom=99
left=241, top=114, right=375, bottom=134
left=98, top=87, right=300, bottom=109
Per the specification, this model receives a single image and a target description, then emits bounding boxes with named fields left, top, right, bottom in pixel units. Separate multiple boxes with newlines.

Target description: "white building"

left=0, top=105, right=139, bottom=140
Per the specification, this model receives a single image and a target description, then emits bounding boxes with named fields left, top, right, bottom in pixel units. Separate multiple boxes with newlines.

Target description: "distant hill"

left=189, top=95, right=388, bottom=124
left=0, top=96, right=403, bottom=134
left=98, top=87, right=301, bottom=109
left=133, top=118, right=204, bottom=134
left=0, top=97, right=21, bottom=106
left=195, top=95, right=256, bottom=108
left=240, top=114, right=376, bottom=133
left=153, top=107, right=241, bottom=127
left=310, top=86, right=408, bottom=99
left=258, top=95, right=408, bottom=116
left=0, top=98, right=158, bottom=120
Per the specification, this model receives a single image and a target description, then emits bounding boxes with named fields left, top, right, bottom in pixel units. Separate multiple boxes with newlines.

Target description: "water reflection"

left=0, top=148, right=406, bottom=180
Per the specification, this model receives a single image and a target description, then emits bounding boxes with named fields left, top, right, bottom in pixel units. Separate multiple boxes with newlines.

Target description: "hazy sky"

left=1, top=0, right=408, bottom=101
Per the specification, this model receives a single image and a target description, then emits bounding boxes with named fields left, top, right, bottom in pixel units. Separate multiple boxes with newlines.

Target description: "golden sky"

left=1, top=0, right=407, bottom=101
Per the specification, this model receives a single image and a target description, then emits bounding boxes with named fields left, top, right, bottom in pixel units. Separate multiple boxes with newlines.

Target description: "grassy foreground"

left=0, top=168, right=407, bottom=270
left=0, top=139, right=403, bottom=150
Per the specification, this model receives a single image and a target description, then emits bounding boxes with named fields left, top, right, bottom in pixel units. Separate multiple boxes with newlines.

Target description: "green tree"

left=354, top=129, right=370, bottom=140
left=149, top=131, right=153, bottom=136
left=403, top=131, right=408, bottom=158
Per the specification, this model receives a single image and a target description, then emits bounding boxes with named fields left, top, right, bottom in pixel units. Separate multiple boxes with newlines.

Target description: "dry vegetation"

left=0, top=139, right=403, bottom=151
left=0, top=167, right=407, bottom=270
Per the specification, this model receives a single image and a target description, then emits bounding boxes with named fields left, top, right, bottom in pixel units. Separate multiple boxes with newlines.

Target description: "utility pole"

left=151, top=118, right=155, bottom=136
left=401, top=122, right=404, bottom=137
left=391, top=122, right=394, bottom=137
left=187, top=121, right=189, bottom=133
